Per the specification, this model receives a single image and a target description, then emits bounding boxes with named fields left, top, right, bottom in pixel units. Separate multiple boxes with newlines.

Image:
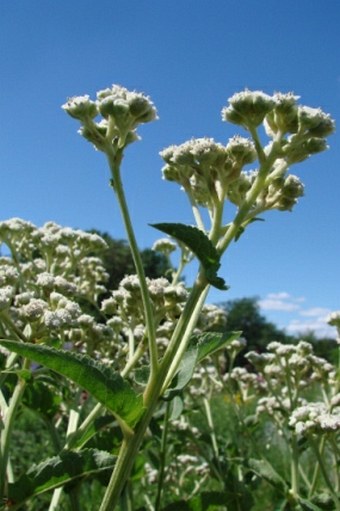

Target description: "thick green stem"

left=0, top=375, right=27, bottom=500
left=99, top=277, right=209, bottom=510
left=105, top=145, right=159, bottom=377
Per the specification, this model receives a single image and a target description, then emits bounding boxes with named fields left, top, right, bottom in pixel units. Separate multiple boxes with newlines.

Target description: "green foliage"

left=0, top=340, right=144, bottom=427
left=151, top=223, right=228, bottom=289
left=7, top=449, right=116, bottom=507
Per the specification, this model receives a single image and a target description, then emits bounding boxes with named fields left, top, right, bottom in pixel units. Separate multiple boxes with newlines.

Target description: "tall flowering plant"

left=0, top=85, right=336, bottom=510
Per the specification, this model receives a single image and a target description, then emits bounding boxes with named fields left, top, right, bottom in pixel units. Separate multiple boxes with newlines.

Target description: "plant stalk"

left=105, top=145, right=159, bottom=378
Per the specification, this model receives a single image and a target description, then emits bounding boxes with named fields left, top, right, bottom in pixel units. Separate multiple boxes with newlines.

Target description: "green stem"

left=154, top=402, right=171, bottom=511
left=105, top=145, right=159, bottom=378
left=0, top=312, right=29, bottom=343
left=308, top=434, right=340, bottom=510
left=50, top=404, right=81, bottom=509
left=159, top=275, right=209, bottom=394
left=290, top=433, right=300, bottom=500
left=0, top=372, right=27, bottom=500
left=99, top=277, right=209, bottom=511
left=202, top=396, right=223, bottom=484
left=309, top=434, right=326, bottom=497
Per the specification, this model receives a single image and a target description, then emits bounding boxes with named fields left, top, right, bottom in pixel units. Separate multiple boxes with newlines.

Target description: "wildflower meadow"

left=0, top=85, right=339, bottom=510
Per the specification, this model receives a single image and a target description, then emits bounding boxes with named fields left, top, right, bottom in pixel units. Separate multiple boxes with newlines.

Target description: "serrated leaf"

left=0, top=340, right=143, bottom=427
left=6, top=449, right=116, bottom=506
left=249, top=458, right=288, bottom=494
left=150, top=223, right=228, bottom=290
left=191, top=331, right=242, bottom=363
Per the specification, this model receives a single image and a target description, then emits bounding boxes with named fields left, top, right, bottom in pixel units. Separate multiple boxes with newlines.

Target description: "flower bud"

left=226, top=136, right=257, bottom=165
left=222, top=90, right=276, bottom=128
left=62, top=95, right=98, bottom=121
left=282, top=174, right=304, bottom=198
left=298, top=106, right=335, bottom=137
left=264, top=92, right=299, bottom=135
left=128, top=94, right=157, bottom=122
left=283, top=136, right=328, bottom=164
left=98, top=96, right=130, bottom=119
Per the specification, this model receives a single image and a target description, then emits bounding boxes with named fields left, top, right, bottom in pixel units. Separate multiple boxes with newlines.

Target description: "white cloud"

left=286, top=318, right=336, bottom=338
left=299, top=307, right=331, bottom=318
left=259, top=299, right=300, bottom=312
left=267, top=292, right=291, bottom=300
left=259, top=292, right=337, bottom=339
left=258, top=292, right=303, bottom=312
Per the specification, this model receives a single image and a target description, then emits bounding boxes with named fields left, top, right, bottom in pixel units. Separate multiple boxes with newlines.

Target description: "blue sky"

left=0, top=0, right=339, bottom=338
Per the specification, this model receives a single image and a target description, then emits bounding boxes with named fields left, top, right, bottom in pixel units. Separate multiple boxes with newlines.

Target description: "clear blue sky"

left=0, top=0, right=339, bottom=338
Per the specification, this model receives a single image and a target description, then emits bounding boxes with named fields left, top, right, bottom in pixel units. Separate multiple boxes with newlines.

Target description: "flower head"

left=222, top=90, right=276, bottom=128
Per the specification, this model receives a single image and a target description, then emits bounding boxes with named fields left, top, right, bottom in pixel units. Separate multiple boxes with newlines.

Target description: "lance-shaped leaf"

left=191, top=331, right=242, bottom=363
left=150, top=223, right=228, bottom=290
left=0, top=340, right=143, bottom=427
left=6, top=449, right=116, bottom=507
left=249, top=458, right=288, bottom=494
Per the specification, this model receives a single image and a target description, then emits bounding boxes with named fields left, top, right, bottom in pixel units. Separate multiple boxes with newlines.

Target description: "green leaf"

left=0, top=340, right=143, bottom=427
left=298, top=497, right=325, bottom=511
left=23, top=379, right=62, bottom=419
left=249, top=458, right=288, bottom=494
left=67, top=415, right=118, bottom=450
left=150, top=223, right=228, bottom=290
left=165, top=347, right=198, bottom=399
left=6, top=449, right=116, bottom=506
left=161, top=491, right=229, bottom=510
left=191, top=331, right=242, bottom=363
left=169, top=395, right=184, bottom=420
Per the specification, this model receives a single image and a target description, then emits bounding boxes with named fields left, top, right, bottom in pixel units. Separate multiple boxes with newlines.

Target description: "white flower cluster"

left=160, top=90, right=334, bottom=221
left=161, top=136, right=256, bottom=208
left=240, top=340, right=339, bottom=443
left=101, top=274, right=190, bottom=357
left=0, top=218, right=111, bottom=349
left=152, top=238, right=177, bottom=256
left=246, top=340, right=336, bottom=388
left=62, top=84, right=157, bottom=151
left=289, top=402, right=340, bottom=435
left=327, top=310, right=340, bottom=343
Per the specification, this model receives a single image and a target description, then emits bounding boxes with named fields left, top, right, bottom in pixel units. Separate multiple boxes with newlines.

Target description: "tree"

left=220, top=297, right=293, bottom=360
